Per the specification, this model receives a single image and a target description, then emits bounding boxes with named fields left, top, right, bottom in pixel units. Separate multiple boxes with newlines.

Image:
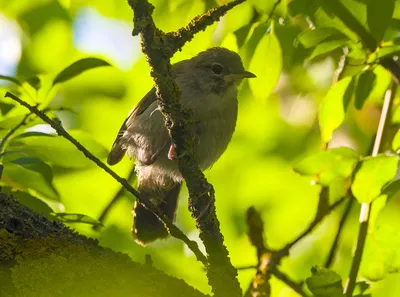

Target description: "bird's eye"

left=211, top=63, right=223, bottom=75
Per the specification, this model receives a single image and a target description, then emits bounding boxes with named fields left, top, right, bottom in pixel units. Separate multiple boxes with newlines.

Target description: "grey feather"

left=107, top=47, right=255, bottom=244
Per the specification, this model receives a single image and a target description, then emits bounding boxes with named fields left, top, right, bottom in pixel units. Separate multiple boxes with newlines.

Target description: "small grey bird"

left=108, top=47, right=255, bottom=245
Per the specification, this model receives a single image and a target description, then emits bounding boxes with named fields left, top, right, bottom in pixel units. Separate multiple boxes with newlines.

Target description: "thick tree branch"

left=4, top=92, right=207, bottom=266
left=0, top=193, right=209, bottom=297
left=126, top=1, right=247, bottom=296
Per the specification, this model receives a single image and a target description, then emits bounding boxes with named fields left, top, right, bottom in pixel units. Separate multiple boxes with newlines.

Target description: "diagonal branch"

left=126, top=1, right=248, bottom=296
left=4, top=91, right=207, bottom=266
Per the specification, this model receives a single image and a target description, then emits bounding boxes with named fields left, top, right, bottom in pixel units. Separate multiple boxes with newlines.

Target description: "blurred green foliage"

left=1, top=0, right=400, bottom=296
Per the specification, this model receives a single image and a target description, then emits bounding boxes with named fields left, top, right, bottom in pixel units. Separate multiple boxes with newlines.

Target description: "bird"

left=107, top=47, right=256, bottom=245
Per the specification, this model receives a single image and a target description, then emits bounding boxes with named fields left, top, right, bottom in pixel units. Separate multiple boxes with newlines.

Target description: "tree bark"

left=0, top=193, right=208, bottom=297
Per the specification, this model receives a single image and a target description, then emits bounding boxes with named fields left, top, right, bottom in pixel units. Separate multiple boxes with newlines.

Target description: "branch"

left=0, top=193, right=209, bottom=297
left=344, top=84, right=396, bottom=296
left=270, top=266, right=309, bottom=297
left=4, top=92, right=207, bottom=266
left=244, top=207, right=271, bottom=297
left=245, top=207, right=310, bottom=297
left=126, top=1, right=247, bottom=296
left=325, top=198, right=354, bottom=268
left=279, top=194, right=347, bottom=258
left=165, top=0, right=246, bottom=53
left=0, top=112, right=31, bottom=153
left=93, top=166, right=137, bottom=231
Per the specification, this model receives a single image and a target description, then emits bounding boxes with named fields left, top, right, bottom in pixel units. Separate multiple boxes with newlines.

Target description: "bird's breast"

left=192, top=94, right=238, bottom=171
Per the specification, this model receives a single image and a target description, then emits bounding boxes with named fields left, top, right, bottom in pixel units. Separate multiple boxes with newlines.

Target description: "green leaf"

left=306, top=267, right=344, bottom=297
left=288, top=0, right=318, bottom=17
left=0, top=75, right=22, bottom=86
left=2, top=157, right=59, bottom=201
left=294, top=147, right=360, bottom=185
left=352, top=155, right=398, bottom=203
left=13, top=131, right=55, bottom=140
left=0, top=102, right=15, bottom=116
left=51, top=213, right=103, bottom=227
left=8, top=130, right=108, bottom=168
left=2, top=187, right=54, bottom=219
left=354, top=70, right=376, bottom=110
left=392, top=130, right=400, bottom=152
left=297, top=27, right=346, bottom=48
left=366, top=0, right=394, bottom=42
left=25, top=76, right=41, bottom=90
left=309, top=39, right=349, bottom=60
left=248, top=30, right=282, bottom=100
left=52, top=57, right=111, bottom=85
left=319, top=76, right=355, bottom=143
left=362, top=198, right=400, bottom=280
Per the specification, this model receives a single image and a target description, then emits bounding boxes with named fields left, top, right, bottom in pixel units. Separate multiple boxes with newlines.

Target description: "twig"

left=126, top=1, right=247, bottom=296
left=93, top=166, right=137, bottom=231
left=325, top=198, right=354, bottom=268
left=236, top=265, right=257, bottom=270
left=244, top=207, right=271, bottom=297
left=344, top=84, right=396, bottom=296
left=4, top=91, right=208, bottom=266
left=279, top=195, right=347, bottom=257
left=165, top=0, right=246, bottom=53
left=270, top=266, right=309, bottom=297
left=245, top=207, right=310, bottom=297
left=265, top=0, right=282, bottom=24
left=0, top=112, right=31, bottom=153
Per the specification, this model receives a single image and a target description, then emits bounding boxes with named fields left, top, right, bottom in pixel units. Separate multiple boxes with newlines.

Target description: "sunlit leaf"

left=366, top=0, right=394, bottom=42
left=0, top=102, right=15, bottom=116
left=52, top=213, right=104, bottom=227
left=319, top=76, right=355, bottom=143
left=297, top=27, right=345, bottom=48
left=0, top=75, right=22, bottom=86
left=8, top=130, right=108, bottom=168
left=354, top=70, right=376, bottom=110
left=240, top=23, right=269, bottom=65
left=306, top=267, right=344, bottom=297
left=25, top=76, right=41, bottom=90
left=352, top=155, right=398, bottom=203
left=392, top=130, right=400, bottom=152
left=381, top=179, right=400, bottom=202
left=294, top=147, right=360, bottom=185
left=248, top=30, right=282, bottom=100
left=309, top=39, right=348, bottom=60
left=362, top=198, right=400, bottom=281
left=52, top=58, right=111, bottom=85
left=2, top=157, right=59, bottom=201
left=13, top=131, right=55, bottom=140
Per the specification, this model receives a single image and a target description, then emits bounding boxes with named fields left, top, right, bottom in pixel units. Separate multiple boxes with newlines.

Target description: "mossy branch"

left=126, top=0, right=247, bottom=296
left=0, top=193, right=209, bottom=297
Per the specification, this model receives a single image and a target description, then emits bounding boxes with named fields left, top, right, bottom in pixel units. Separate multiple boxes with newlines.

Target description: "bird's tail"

left=133, top=182, right=181, bottom=245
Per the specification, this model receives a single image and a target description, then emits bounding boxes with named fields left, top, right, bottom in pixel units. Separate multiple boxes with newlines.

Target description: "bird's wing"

left=107, top=59, right=190, bottom=166
left=107, top=88, right=157, bottom=165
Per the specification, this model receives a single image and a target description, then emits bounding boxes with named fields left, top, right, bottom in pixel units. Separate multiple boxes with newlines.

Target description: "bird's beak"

left=224, top=70, right=256, bottom=81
